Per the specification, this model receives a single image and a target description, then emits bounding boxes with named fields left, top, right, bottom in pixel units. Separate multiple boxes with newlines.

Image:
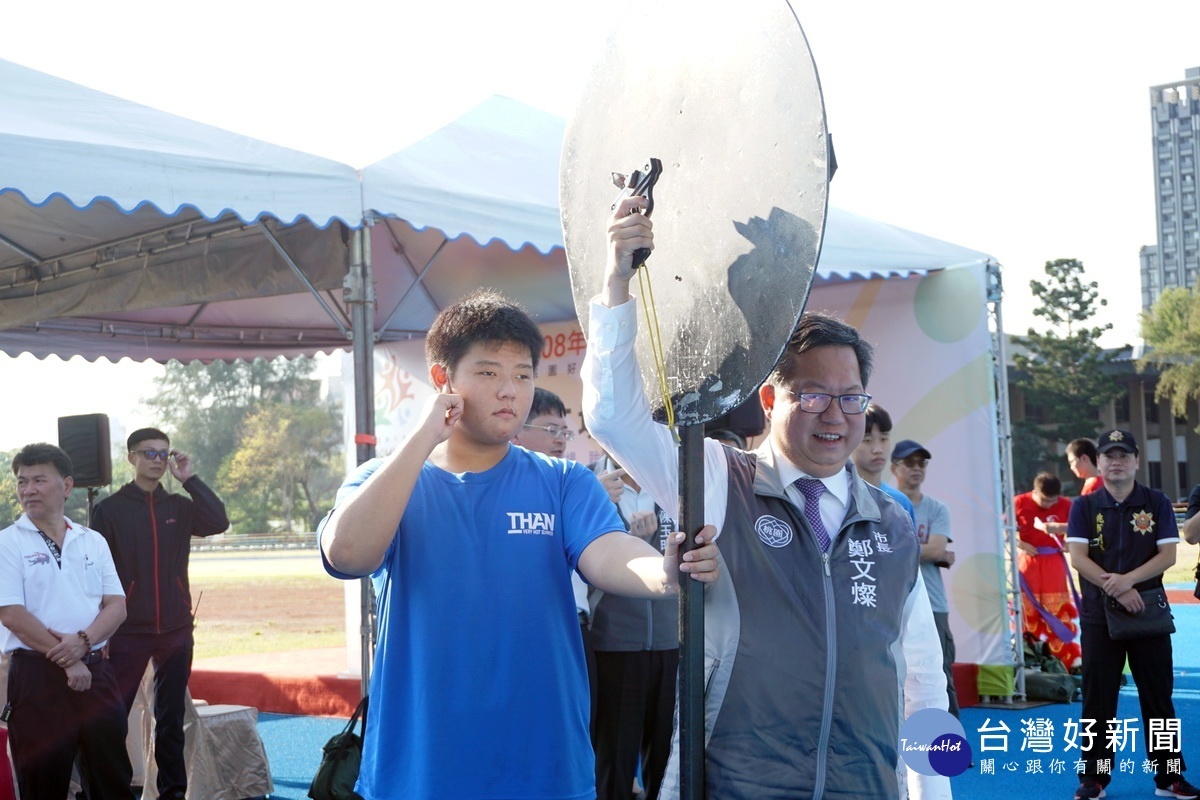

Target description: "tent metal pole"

left=2, top=218, right=255, bottom=291
left=347, top=224, right=377, bottom=698
left=378, top=220, right=445, bottom=331
left=258, top=222, right=351, bottom=337
left=987, top=260, right=1026, bottom=701
left=0, top=231, right=40, bottom=262
left=378, top=235, right=449, bottom=336
left=2, top=215, right=247, bottom=269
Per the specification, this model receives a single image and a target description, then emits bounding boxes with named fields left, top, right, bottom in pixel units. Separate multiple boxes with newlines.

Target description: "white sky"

left=2, top=0, right=1199, bottom=450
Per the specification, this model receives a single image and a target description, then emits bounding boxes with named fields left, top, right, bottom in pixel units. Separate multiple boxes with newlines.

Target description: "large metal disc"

left=561, top=0, right=829, bottom=426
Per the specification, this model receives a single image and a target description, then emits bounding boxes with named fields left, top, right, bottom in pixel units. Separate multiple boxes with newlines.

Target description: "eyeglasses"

left=786, top=390, right=872, bottom=415
left=895, top=457, right=929, bottom=469
left=131, top=449, right=170, bottom=461
left=522, top=423, right=575, bottom=441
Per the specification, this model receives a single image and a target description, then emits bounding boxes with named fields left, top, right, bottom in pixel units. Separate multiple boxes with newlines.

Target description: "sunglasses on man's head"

left=131, top=449, right=171, bottom=461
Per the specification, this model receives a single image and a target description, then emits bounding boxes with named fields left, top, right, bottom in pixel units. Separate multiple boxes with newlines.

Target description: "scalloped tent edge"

left=0, top=63, right=1001, bottom=365
left=0, top=66, right=1025, bottom=695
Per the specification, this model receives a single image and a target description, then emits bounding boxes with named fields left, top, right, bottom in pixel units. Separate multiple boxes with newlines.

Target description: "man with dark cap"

left=1066, top=430, right=1199, bottom=800
left=892, top=438, right=959, bottom=718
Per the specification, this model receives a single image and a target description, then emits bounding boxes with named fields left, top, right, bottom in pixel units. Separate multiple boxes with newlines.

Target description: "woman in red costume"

left=1015, top=471, right=1082, bottom=671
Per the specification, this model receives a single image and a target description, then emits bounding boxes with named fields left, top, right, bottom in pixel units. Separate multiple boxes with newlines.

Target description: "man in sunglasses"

left=90, top=428, right=229, bottom=800
left=583, top=200, right=950, bottom=800
left=891, top=440, right=959, bottom=719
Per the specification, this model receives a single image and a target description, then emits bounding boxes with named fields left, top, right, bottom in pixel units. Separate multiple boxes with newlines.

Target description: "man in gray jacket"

left=583, top=199, right=951, bottom=799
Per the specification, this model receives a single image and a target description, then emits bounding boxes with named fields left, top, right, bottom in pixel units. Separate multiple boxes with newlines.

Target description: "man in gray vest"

left=583, top=200, right=951, bottom=799
left=588, top=453, right=679, bottom=800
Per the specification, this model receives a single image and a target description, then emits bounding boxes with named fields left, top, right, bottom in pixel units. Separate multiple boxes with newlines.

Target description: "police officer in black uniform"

left=1065, top=429, right=1198, bottom=800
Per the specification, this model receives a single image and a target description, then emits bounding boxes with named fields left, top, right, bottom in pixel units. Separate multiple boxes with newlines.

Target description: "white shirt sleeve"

left=582, top=297, right=729, bottom=536
left=0, top=531, right=24, bottom=608
left=898, top=570, right=953, bottom=799
left=94, top=532, right=124, bottom=596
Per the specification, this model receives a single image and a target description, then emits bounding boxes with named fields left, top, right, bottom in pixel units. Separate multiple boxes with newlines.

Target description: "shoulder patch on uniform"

left=755, top=515, right=794, bottom=548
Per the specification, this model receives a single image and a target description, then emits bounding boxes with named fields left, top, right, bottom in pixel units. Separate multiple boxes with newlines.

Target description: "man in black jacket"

left=91, top=427, right=229, bottom=800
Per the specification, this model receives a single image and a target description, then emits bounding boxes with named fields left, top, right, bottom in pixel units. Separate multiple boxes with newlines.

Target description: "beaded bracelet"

left=77, top=630, right=92, bottom=650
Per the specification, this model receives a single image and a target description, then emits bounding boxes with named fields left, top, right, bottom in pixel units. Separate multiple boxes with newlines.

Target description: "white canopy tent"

left=0, top=65, right=995, bottom=360
left=0, top=58, right=363, bottom=362
left=0, top=60, right=1021, bottom=694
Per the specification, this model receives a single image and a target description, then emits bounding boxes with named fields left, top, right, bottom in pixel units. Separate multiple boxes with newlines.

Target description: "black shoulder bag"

left=1082, top=491, right=1177, bottom=641
left=1104, top=587, right=1175, bottom=641
left=309, top=695, right=369, bottom=800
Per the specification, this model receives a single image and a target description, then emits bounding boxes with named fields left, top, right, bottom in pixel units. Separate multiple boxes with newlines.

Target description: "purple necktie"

left=795, top=478, right=831, bottom=552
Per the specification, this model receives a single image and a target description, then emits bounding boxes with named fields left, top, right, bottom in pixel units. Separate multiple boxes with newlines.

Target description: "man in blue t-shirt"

left=319, top=290, right=719, bottom=800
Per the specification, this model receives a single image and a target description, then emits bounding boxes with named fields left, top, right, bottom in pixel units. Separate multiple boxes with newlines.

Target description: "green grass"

left=192, top=627, right=344, bottom=661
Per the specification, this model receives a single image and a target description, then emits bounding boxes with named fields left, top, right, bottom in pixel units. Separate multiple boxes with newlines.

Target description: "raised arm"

left=181, top=474, right=230, bottom=537
left=602, top=196, right=653, bottom=309
left=321, top=392, right=462, bottom=576
left=583, top=201, right=737, bottom=542
left=583, top=202, right=680, bottom=512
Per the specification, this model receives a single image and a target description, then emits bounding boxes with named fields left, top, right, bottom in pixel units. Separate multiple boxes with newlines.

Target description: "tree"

left=219, top=402, right=343, bottom=532
left=1011, top=258, right=1123, bottom=489
left=1140, top=286, right=1200, bottom=424
left=145, top=358, right=322, bottom=481
left=0, top=449, right=18, bottom=526
left=143, top=356, right=342, bottom=532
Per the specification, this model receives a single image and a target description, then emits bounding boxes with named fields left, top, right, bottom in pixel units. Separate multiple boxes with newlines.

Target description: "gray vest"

left=587, top=466, right=679, bottom=651
left=695, top=450, right=919, bottom=800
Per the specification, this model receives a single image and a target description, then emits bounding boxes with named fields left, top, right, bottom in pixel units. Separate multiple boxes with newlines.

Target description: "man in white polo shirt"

left=0, top=443, right=135, bottom=799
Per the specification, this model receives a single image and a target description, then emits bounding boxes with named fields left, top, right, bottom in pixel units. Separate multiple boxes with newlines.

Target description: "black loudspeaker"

left=58, top=414, right=112, bottom=488
left=704, top=395, right=766, bottom=439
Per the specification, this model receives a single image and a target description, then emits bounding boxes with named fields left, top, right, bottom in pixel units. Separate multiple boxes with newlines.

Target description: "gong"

left=560, top=0, right=829, bottom=427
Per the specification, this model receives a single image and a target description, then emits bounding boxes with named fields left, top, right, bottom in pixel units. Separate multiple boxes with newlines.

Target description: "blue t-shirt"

left=322, top=445, right=623, bottom=800
left=878, top=482, right=916, bottom=526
